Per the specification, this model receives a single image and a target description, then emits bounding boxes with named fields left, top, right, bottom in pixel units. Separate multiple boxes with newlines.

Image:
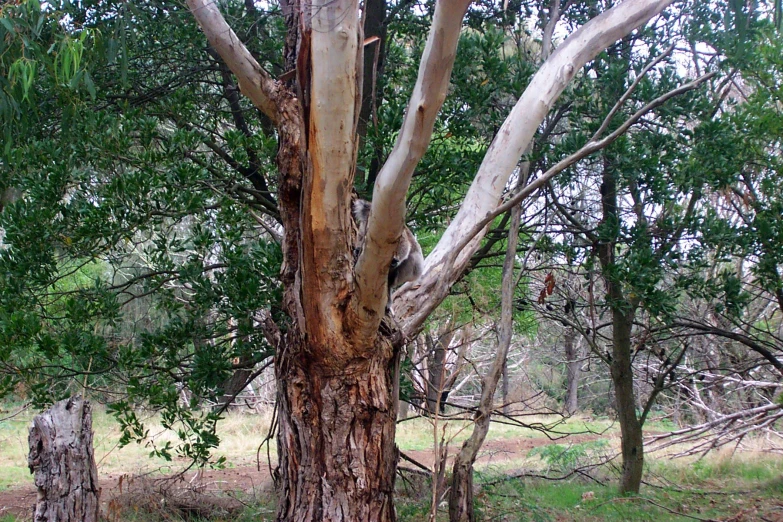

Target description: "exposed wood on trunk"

left=28, top=397, right=100, bottom=522
left=272, top=2, right=397, bottom=519
left=300, top=0, right=361, bottom=352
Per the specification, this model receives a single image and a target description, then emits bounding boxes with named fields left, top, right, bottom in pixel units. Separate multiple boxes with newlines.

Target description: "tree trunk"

left=610, top=310, right=644, bottom=494
left=275, top=332, right=398, bottom=522
left=218, top=366, right=253, bottom=410
left=186, top=0, right=678, bottom=516
left=424, top=332, right=448, bottom=415
left=27, top=397, right=100, bottom=522
left=598, top=154, right=644, bottom=494
left=448, top=203, right=522, bottom=522
left=501, top=360, right=510, bottom=415
left=564, top=327, right=579, bottom=415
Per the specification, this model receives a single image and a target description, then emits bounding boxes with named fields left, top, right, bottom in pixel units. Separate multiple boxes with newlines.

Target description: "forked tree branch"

left=350, top=0, right=472, bottom=334
left=393, top=0, right=681, bottom=333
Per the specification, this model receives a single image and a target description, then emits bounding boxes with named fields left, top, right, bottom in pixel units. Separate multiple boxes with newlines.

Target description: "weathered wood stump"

left=28, top=396, right=100, bottom=522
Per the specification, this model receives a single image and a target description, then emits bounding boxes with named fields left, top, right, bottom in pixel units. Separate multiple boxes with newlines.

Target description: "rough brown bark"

left=275, top=332, right=398, bottom=522
left=564, top=327, right=579, bottom=415
left=27, top=397, right=100, bottom=522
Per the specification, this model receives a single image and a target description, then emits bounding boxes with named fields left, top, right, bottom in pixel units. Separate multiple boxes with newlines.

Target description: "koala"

left=352, top=199, right=424, bottom=309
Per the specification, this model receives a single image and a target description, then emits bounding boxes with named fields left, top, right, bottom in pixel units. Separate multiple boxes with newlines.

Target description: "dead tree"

left=28, top=396, right=100, bottom=522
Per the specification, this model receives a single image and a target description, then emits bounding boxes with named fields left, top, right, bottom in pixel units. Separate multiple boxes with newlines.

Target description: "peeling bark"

left=275, top=332, right=399, bottom=522
left=28, top=397, right=100, bottom=522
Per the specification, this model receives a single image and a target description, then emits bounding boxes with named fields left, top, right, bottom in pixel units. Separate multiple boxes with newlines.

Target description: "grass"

left=407, top=456, right=783, bottom=522
left=3, top=405, right=783, bottom=521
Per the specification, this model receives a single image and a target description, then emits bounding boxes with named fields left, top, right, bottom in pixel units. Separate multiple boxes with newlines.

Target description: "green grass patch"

left=646, top=450, right=783, bottom=490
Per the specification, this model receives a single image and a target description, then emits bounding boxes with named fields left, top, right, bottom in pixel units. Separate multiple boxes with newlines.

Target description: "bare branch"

left=187, top=0, right=287, bottom=125
left=592, top=43, right=675, bottom=140
left=399, top=58, right=711, bottom=335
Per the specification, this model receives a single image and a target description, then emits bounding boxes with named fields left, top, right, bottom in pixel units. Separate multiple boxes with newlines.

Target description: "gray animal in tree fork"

left=352, top=199, right=424, bottom=311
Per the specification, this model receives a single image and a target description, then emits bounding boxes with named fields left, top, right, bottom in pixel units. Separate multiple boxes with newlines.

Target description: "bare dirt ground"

left=0, top=434, right=579, bottom=518
left=0, top=464, right=274, bottom=519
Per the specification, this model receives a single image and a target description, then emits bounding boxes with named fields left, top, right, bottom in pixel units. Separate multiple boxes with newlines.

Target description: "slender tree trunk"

left=597, top=155, right=644, bottom=494
left=564, top=327, right=579, bottom=415
left=610, top=309, right=644, bottom=493
left=501, top=360, right=510, bottom=415
left=425, top=333, right=448, bottom=415
left=28, top=397, right=100, bottom=522
left=218, top=365, right=253, bottom=410
left=275, top=333, right=398, bottom=522
left=448, top=203, right=522, bottom=522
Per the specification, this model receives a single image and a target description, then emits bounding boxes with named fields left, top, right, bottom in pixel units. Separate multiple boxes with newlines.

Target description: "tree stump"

left=28, top=397, right=101, bottom=522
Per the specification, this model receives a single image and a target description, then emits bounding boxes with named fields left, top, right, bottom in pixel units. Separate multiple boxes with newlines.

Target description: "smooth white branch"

left=350, top=0, right=472, bottom=331
left=187, top=0, right=285, bottom=124
left=397, top=0, right=676, bottom=334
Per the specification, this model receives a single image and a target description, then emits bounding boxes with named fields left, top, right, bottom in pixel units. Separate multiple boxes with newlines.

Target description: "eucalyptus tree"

left=188, top=0, right=677, bottom=518
left=4, top=0, right=681, bottom=519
